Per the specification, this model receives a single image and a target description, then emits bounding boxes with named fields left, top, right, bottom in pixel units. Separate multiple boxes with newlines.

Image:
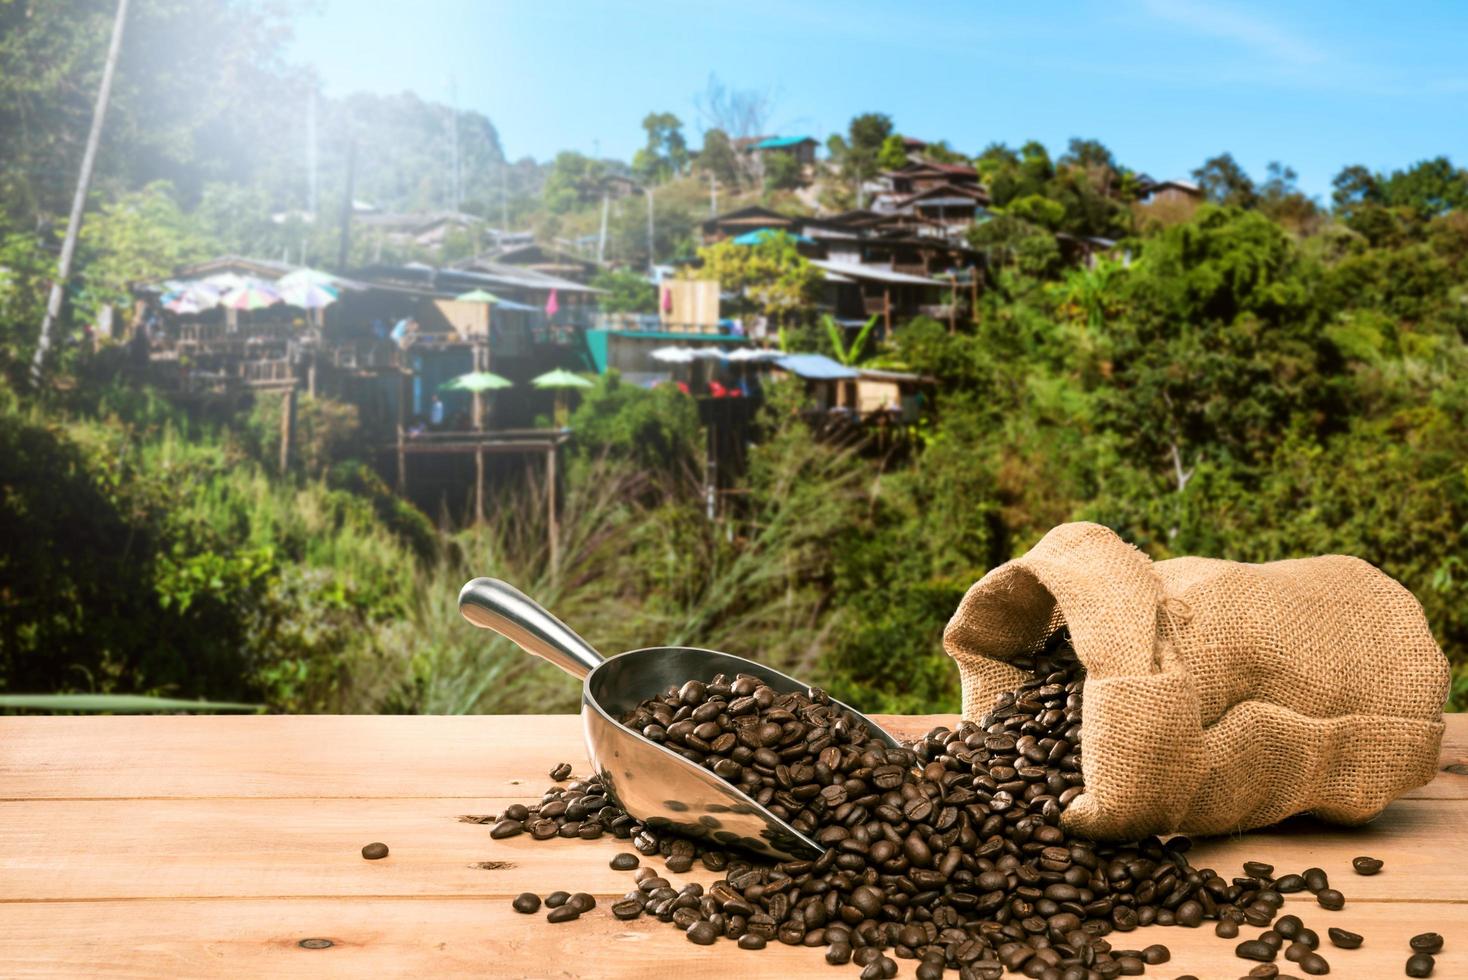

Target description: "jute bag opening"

left=942, top=522, right=1449, bottom=840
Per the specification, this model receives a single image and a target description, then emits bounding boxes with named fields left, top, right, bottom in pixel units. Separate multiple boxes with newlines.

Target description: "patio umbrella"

left=221, top=282, right=281, bottom=311
left=531, top=368, right=593, bottom=390
left=278, top=268, right=340, bottom=289
left=439, top=370, right=512, bottom=393
left=279, top=280, right=339, bottom=311
left=163, top=282, right=221, bottom=315
left=650, top=345, right=697, bottom=364
left=201, top=272, right=247, bottom=291
left=532, top=368, right=593, bottom=426
left=456, top=288, right=503, bottom=303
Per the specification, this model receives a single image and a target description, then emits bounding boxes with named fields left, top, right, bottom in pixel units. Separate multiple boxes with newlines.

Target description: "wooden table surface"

left=0, top=713, right=1463, bottom=979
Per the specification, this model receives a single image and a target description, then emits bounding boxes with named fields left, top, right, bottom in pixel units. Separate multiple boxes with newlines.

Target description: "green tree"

left=76, top=182, right=216, bottom=319
left=698, top=128, right=740, bottom=188
left=828, top=112, right=894, bottom=195
left=542, top=151, right=607, bottom=213
left=763, top=151, right=802, bottom=191
left=632, top=112, right=688, bottom=185
left=591, top=269, right=656, bottom=314
left=877, top=134, right=909, bottom=172
left=1192, top=153, right=1258, bottom=208
left=695, top=231, right=822, bottom=324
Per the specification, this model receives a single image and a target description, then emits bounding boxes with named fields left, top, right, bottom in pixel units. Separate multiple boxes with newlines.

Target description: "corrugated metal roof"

left=810, top=260, right=940, bottom=287
left=753, top=136, right=816, bottom=150
left=775, top=354, right=859, bottom=380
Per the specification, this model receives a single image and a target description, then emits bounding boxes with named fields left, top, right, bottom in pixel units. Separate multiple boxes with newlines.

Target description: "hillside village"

left=119, top=122, right=1212, bottom=479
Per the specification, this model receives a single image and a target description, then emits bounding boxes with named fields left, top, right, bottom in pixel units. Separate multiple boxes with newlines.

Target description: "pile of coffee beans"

left=482, top=634, right=1444, bottom=978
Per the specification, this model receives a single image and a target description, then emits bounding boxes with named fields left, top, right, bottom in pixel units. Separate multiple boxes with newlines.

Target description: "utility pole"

left=596, top=192, right=609, bottom=264
left=306, top=87, right=318, bottom=217
left=31, top=0, right=129, bottom=387
left=499, top=162, right=509, bottom=242
left=448, top=74, right=461, bottom=212
left=646, top=184, right=656, bottom=272
left=337, top=136, right=356, bottom=268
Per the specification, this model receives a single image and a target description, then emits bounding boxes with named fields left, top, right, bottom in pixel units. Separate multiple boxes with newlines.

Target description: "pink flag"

left=662, top=286, right=673, bottom=313
left=544, top=288, right=559, bottom=318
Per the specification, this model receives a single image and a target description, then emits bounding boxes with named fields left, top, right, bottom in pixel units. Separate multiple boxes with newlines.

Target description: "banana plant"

left=822, top=313, right=879, bottom=366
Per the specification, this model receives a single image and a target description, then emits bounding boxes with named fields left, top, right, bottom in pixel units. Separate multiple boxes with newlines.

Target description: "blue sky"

left=291, top=0, right=1468, bottom=199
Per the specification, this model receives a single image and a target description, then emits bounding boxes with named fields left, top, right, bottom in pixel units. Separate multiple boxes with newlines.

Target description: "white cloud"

left=1138, top=0, right=1326, bottom=67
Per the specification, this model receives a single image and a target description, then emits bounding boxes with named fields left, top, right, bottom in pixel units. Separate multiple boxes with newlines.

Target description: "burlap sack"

left=942, top=522, right=1449, bottom=840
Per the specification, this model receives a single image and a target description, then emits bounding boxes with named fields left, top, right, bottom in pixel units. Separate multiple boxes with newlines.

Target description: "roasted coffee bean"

left=1286, top=942, right=1311, bottom=963
left=568, top=893, right=596, bottom=913
left=1217, top=919, right=1242, bottom=939
left=1275, top=873, right=1307, bottom=893
left=1259, top=930, right=1284, bottom=950
left=1142, top=944, right=1170, bottom=964
left=511, top=892, right=540, bottom=914
left=543, top=891, right=570, bottom=909
left=1247, top=967, right=1280, bottom=979
left=1316, top=888, right=1345, bottom=911
left=549, top=762, right=572, bottom=781
left=610, top=853, right=639, bottom=871
left=546, top=904, right=579, bottom=923
left=489, top=819, right=523, bottom=839
left=1297, top=928, right=1320, bottom=949
left=666, top=854, right=694, bottom=874
left=1244, top=861, right=1275, bottom=878
left=1299, top=951, right=1330, bottom=975
left=612, top=898, right=642, bottom=920
left=1303, top=868, right=1329, bottom=893
left=1275, top=915, right=1303, bottom=940
left=1327, top=928, right=1362, bottom=949
left=738, top=932, right=766, bottom=950
left=1352, top=855, right=1383, bottom=876
left=1410, top=933, right=1444, bottom=954
left=686, top=921, right=719, bottom=945
left=825, top=942, right=853, bottom=965
left=360, top=842, right=389, bottom=860
left=1237, top=940, right=1278, bottom=962
left=1406, top=952, right=1436, bottom=977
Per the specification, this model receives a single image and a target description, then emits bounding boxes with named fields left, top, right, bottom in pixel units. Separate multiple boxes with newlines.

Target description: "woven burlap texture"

left=943, top=522, right=1449, bottom=840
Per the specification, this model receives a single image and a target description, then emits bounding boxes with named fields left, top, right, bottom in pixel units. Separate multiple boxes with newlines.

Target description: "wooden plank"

left=1, top=796, right=1463, bottom=902
left=0, top=898, right=1463, bottom=979
left=2, top=714, right=1463, bottom=801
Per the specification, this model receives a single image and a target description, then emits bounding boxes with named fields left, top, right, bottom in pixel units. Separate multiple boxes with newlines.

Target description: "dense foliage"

left=2, top=0, right=1465, bottom=714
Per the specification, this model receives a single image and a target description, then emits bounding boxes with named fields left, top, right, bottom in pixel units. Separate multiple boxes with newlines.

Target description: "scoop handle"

left=458, top=577, right=605, bottom=680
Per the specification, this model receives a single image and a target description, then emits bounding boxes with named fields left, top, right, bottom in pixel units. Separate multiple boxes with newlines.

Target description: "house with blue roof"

left=734, top=134, right=819, bottom=177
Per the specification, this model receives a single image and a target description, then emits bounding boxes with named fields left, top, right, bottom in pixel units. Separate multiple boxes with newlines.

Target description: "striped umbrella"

left=221, top=282, right=281, bottom=311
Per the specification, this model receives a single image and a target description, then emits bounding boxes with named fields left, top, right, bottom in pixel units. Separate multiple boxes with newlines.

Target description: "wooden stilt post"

left=546, top=442, right=559, bottom=573
left=279, top=385, right=297, bottom=475
left=883, top=288, right=891, bottom=336
left=474, top=446, right=485, bottom=526
left=395, top=370, right=408, bottom=493
left=307, top=354, right=317, bottom=398
left=948, top=273, right=957, bottom=335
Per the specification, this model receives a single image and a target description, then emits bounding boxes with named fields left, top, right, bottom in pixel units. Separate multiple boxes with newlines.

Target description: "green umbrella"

left=456, top=288, right=503, bottom=303
left=439, top=370, right=513, bottom=393
left=531, top=368, right=593, bottom=389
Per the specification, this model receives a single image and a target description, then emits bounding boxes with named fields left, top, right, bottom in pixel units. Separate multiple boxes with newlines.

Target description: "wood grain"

left=0, top=898, right=1463, bottom=980
left=0, top=714, right=1462, bottom=978
left=2, top=714, right=1463, bottom=800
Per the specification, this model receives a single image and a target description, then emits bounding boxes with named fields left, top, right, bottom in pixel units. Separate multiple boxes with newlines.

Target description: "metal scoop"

left=458, top=577, right=900, bottom=860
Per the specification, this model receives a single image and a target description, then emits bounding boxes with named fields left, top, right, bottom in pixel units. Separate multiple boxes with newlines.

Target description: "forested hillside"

left=1, top=0, right=1464, bottom=714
